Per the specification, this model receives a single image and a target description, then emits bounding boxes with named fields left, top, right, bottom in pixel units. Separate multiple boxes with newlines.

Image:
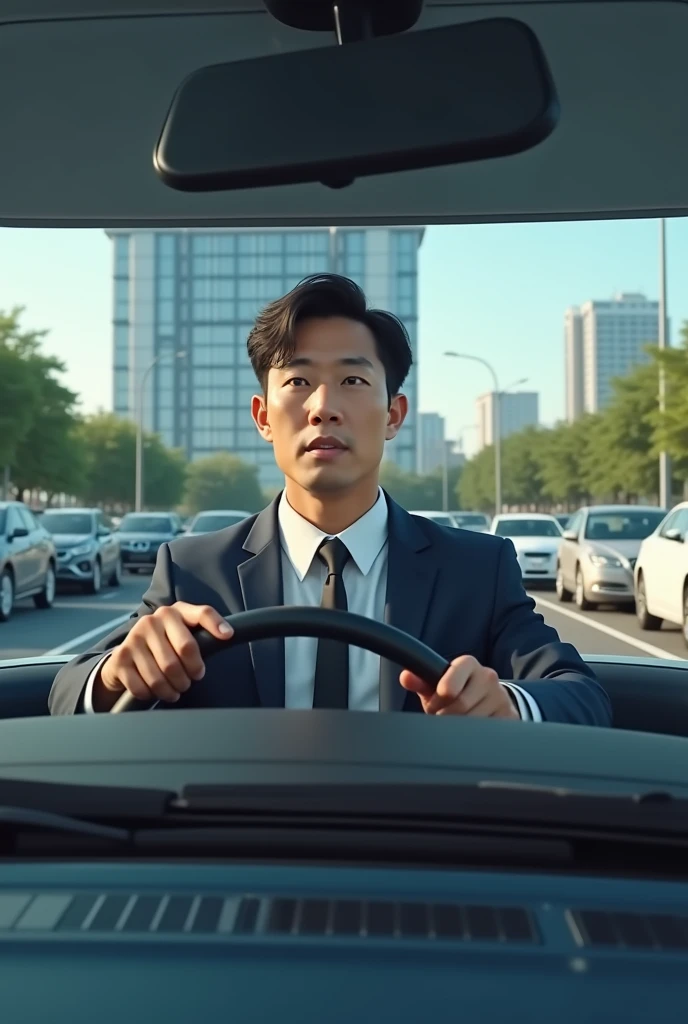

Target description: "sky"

left=1, top=217, right=687, bottom=459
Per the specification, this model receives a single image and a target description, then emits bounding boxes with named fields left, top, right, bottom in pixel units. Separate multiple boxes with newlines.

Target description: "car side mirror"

left=664, top=528, right=684, bottom=543
left=9, top=527, right=29, bottom=541
left=563, top=529, right=578, bottom=542
left=97, top=527, right=111, bottom=538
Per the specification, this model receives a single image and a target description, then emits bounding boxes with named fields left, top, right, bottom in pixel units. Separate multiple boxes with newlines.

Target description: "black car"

left=117, top=512, right=185, bottom=572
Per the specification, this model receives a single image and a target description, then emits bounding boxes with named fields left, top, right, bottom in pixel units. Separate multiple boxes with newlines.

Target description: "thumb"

left=399, top=669, right=435, bottom=706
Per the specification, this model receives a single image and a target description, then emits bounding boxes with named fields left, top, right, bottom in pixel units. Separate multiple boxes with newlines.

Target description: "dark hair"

left=247, top=273, right=413, bottom=399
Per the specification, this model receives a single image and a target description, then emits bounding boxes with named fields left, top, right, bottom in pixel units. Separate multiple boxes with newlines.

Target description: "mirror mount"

left=263, top=0, right=424, bottom=38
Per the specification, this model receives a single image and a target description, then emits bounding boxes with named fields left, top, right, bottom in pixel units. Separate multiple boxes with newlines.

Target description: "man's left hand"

left=399, top=655, right=520, bottom=718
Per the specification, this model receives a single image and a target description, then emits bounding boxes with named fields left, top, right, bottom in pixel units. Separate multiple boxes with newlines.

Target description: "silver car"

left=41, top=507, right=122, bottom=594
left=556, top=505, right=667, bottom=610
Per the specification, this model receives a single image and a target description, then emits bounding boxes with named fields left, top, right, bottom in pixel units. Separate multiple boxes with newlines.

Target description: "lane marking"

left=533, top=594, right=685, bottom=662
left=45, top=613, right=132, bottom=655
left=99, top=592, right=116, bottom=600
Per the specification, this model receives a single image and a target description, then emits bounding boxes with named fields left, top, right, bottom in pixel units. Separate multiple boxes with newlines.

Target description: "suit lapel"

left=379, top=496, right=439, bottom=712
left=237, top=496, right=286, bottom=708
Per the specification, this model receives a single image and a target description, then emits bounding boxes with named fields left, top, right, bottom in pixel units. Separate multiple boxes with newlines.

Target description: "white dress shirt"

left=84, top=488, right=541, bottom=719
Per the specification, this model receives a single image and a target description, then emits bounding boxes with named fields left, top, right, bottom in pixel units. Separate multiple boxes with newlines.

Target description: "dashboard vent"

left=0, top=891, right=539, bottom=944
left=568, top=909, right=688, bottom=951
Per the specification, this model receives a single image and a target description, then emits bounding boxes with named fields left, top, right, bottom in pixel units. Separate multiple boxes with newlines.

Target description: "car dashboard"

left=1, top=859, right=686, bottom=1023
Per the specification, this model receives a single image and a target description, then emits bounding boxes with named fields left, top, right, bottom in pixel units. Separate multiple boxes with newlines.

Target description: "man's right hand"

left=94, top=603, right=233, bottom=711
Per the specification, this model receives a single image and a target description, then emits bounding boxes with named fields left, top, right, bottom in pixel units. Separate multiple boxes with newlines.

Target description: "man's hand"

left=399, top=655, right=520, bottom=718
left=95, top=603, right=233, bottom=710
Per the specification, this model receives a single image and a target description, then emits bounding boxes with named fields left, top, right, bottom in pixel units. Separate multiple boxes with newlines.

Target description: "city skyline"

left=2, top=217, right=686, bottom=463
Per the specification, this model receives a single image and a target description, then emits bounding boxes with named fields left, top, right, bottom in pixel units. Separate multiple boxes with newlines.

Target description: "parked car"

left=184, top=509, right=252, bottom=536
left=0, top=501, right=57, bottom=622
left=41, top=508, right=121, bottom=593
left=451, top=511, right=491, bottom=532
left=634, top=502, right=688, bottom=643
left=408, top=510, right=457, bottom=528
left=117, top=511, right=185, bottom=572
left=554, top=514, right=571, bottom=530
left=556, top=505, right=667, bottom=610
left=490, top=513, right=563, bottom=585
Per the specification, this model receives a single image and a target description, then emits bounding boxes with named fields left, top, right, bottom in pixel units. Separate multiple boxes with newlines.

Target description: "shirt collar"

left=278, top=487, right=388, bottom=581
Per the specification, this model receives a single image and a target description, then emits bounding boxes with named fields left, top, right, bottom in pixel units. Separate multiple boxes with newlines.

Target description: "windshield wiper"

left=0, top=807, right=129, bottom=843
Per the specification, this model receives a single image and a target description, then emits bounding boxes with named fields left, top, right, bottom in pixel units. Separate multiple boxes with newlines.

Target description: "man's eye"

left=343, top=376, right=368, bottom=385
left=285, top=377, right=309, bottom=387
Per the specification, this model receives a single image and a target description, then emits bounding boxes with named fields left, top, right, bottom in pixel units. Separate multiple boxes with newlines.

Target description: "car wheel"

left=0, top=570, right=14, bottom=623
left=108, top=557, right=122, bottom=587
left=555, top=565, right=572, bottom=602
left=33, top=563, right=56, bottom=609
left=575, top=567, right=592, bottom=611
left=683, top=586, right=688, bottom=650
left=85, top=559, right=102, bottom=595
left=636, top=574, right=662, bottom=631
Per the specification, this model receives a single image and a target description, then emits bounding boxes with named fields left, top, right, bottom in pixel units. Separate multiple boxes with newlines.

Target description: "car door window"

left=6, top=507, right=23, bottom=538
left=566, top=512, right=583, bottom=538
left=660, top=509, right=688, bottom=540
left=18, top=508, right=38, bottom=533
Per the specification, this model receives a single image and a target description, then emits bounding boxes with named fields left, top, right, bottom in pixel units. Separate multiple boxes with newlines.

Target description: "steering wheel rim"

left=110, top=605, right=451, bottom=713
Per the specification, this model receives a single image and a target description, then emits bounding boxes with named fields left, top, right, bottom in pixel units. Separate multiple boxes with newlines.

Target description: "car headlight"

left=70, top=542, right=94, bottom=557
left=588, top=553, right=623, bottom=568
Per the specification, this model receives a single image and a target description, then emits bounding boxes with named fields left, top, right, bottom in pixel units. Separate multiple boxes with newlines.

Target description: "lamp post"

left=658, top=218, right=671, bottom=509
left=444, top=352, right=502, bottom=514
left=135, top=349, right=186, bottom=512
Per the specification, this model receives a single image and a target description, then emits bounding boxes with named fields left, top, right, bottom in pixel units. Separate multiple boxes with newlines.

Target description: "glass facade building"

left=110, top=227, right=424, bottom=490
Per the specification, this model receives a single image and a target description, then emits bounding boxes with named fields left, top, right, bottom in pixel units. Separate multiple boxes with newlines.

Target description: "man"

left=49, top=274, right=611, bottom=725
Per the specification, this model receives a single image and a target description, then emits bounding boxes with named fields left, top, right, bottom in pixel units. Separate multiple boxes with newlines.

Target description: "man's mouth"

left=304, top=436, right=349, bottom=459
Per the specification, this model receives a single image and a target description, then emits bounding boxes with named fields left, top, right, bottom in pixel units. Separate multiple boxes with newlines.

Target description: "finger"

left=157, top=612, right=207, bottom=682
left=436, top=690, right=499, bottom=718
left=175, top=602, right=233, bottom=640
left=422, top=657, right=478, bottom=715
left=398, top=669, right=436, bottom=701
left=429, top=674, right=487, bottom=716
left=129, top=642, right=184, bottom=702
left=146, top=618, right=197, bottom=688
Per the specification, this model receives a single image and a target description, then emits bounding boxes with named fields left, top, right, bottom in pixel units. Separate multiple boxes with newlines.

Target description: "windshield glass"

left=2, top=219, right=688, bottom=673
left=119, top=515, right=173, bottom=534
left=584, top=511, right=666, bottom=541
left=0, top=510, right=6, bottom=535
left=190, top=514, right=247, bottom=532
left=495, top=519, right=562, bottom=538
left=42, top=512, right=93, bottom=535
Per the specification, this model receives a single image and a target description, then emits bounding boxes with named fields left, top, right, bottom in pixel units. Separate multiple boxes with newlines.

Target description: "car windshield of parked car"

left=584, top=511, right=666, bottom=541
left=454, top=514, right=488, bottom=528
left=119, top=515, right=173, bottom=533
left=190, top=514, right=246, bottom=532
left=495, top=519, right=561, bottom=538
left=41, top=512, right=92, bottom=535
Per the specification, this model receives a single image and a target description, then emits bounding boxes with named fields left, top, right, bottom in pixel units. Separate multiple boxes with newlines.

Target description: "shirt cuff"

left=501, top=682, right=543, bottom=722
left=83, top=654, right=113, bottom=713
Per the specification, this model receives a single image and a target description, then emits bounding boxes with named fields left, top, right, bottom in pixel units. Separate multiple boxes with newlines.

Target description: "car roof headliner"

left=0, top=0, right=687, bottom=227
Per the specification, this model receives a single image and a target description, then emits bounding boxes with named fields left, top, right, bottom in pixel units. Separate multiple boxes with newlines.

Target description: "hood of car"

left=585, top=539, right=642, bottom=562
left=50, top=533, right=95, bottom=548
left=507, top=536, right=562, bottom=555
left=118, top=532, right=173, bottom=545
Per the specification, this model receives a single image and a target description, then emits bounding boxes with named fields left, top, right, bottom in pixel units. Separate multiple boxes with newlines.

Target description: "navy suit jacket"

left=48, top=492, right=612, bottom=726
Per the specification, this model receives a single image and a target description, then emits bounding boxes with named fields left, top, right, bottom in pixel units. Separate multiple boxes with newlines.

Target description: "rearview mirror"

left=563, top=530, right=578, bottom=542
left=154, top=18, right=559, bottom=192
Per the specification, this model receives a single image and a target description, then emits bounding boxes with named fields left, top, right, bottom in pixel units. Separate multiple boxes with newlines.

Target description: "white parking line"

left=533, top=594, right=685, bottom=662
left=99, top=592, right=116, bottom=600
left=45, top=613, right=131, bottom=655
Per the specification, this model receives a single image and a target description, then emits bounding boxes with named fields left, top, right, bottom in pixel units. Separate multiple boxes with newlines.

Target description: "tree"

left=379, top=461, right=462, bottom=510
left=183, top=453, right=264, bottom=515
left=538, top=416, right=599, bottom=507
left=78, top=413, right=186, bottom=510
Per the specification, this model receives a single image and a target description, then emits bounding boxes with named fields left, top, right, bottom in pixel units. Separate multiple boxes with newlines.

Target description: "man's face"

left=251, top=316, right=407, bottom=495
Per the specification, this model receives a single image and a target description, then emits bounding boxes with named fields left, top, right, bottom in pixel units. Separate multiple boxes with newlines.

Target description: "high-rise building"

left=417, top=412, right=445, bottom=475
left=109, top=227, right=424, bottom=490
left=564, top=306, right=584, bottom=423
left=564, top=292, right=661, bottom=419
left=476, top=391, right=539, bottom=450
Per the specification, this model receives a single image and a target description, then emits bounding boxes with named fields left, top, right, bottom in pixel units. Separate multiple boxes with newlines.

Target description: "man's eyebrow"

left=281, top=356, right=375, bottom=370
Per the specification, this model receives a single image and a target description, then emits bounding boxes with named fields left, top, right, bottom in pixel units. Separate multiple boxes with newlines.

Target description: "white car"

left=490, top=514, right=563, bottom=584
left=408, top=510, right=457, bottom=529
left=634, top=502, right=688, bottom=645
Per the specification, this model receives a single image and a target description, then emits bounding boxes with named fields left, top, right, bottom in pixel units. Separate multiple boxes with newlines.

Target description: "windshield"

left=119, top=515, right=173, bottom=534
left=584, top=511, right=666, bottom=541
left=2, top=219, right=688, bottom=690
left=190, top=514, right=247, bottom=532
left=495, top=519, right=562, bottom=538
left=42, top=512, right=93, bottom=535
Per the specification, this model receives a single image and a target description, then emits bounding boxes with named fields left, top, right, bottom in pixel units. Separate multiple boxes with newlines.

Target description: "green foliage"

left=183, top=452, right=264, bottom=515
left=379, top=461, right=462, bottom=511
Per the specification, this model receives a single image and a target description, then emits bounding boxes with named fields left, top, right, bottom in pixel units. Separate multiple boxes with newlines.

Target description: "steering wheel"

left=110, top=605, right=451, bottom=713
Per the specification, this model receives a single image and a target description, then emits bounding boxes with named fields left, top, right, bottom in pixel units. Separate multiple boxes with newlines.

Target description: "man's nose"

left=307, top=385, right=343, bottom=424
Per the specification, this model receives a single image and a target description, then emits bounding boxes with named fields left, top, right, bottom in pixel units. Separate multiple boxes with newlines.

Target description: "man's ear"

left=385, top=393, right=408, bottom=441
left=251, top=393, right=273, bottom=443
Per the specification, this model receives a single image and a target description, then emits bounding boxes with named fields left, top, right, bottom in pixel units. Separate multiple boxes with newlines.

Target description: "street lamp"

left=658, top=218, right=671, bottom=509
left=444, top=351, right=502, bottom=514
left=135, top=349, right=186, bottom=512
